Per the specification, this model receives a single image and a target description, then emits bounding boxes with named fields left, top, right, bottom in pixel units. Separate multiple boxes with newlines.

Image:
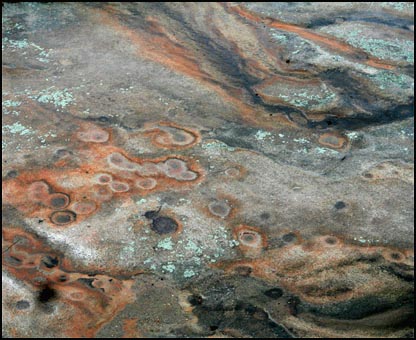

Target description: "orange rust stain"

left=318, top=132, right=349, bottom=150
left=122, top=318, right=143, bottom=338
left=213, top=231, right=414, bottom=306
left=90, top=5, right=286, bottom=128
left=200, top=193, right=240, bottom=220
left=227, top=4, right=397, bottom=71
left=143, top=121, right=201, bottom=150
left=233, top=224, right=267, bottom=258
left=2, top=125, right=204, bottom=228
left=2, top=227, right=136, bottom=338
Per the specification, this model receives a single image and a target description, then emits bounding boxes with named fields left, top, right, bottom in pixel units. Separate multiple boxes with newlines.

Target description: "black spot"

left=38, top=285, right=57, bottom=304
left=16, top=300, right=30, bottom=310
left=98, top=116, right=109, bottom=122
left=144, top=210, right=159, bottom=219
left=41, top=256, right=59, bottom=268
left=58, top=275, right=67, bottom=282
left=144, top=206, right=162, bottom=219
left=334, top=201, right=346, bottom=209
left=260, top=212, right=270, bottom=220
left=282, top=232, right=296, bottom=243
left=285, top=59, right=291, bottom=64
left=188, top=294, right=203, bottom=306
left=151, top=216, right=178, bottom=234
left=209, top=325, right=218, bottom=331
left=264, top=288, right=283, bottom=299
left=6, top=170, right=18, bottom=178
left=287, top=296, right=300, bottom=316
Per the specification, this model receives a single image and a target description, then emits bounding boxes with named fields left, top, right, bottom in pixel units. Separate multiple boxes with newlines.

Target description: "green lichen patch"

left=157, top=237, right=174, bottom=251
left=30, top=87, right=74, bottom=110
left=254, top=130, right=273, bottom=141
left=320, top=23, right=414, bottom=63
left=183, top=269, right=196, bottom=278
left=2, top=122, right=33, bottom=136
left=260, top=80, right=337, bottom=110
left=369, top=70, right=414, bottom=91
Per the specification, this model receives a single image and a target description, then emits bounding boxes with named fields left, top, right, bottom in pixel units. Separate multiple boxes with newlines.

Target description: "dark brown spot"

left=334, top=201, right=346, bottom=209
left=38, top=285, right=57, bottom=304
left=325, top=237, right=337, bottom=245
left=282, top=232, right=296, bottom=243
left=16, top=300, right=30, bottom=310
left=264, top=288, right=283, bottom=299
left=151, top=216, right=178, bottom=234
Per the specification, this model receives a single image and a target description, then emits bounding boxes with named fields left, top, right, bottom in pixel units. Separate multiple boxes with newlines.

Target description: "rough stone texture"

left=2, top=2, right=414, bottom=338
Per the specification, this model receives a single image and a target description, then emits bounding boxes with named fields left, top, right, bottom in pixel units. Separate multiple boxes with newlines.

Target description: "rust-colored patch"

left=233, top=225, right=268, bottom=258
left=143, top=121, right=201, bottom=149
left=318, top=132, right=349, bottom=150
left=227, top=4, right=397, bottom=71
left=2, top=124, right=204, bottom=228
left=122, top=318, right=142, bottom=338
left=2, top=227, right=136, bottom=338
left=214, top=231, right=414, bottom=306
left=200, top=193, right=240, bottom=221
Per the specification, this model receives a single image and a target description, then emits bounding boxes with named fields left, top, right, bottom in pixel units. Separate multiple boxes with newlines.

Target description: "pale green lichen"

left=3, top=122, right=33, bottom=136
left=157, top=237, right=174, bottom=251
left=184, top=240, right=203, bottom=255
left=346, top=132, right=360, bottom=140
left=136, top=198, right=147, bottom=205
left=321, top=25, right=414, bottom=63
left=162, top=263, right=176, bottom=273
left=2, top=37, right=30, bottom=49
left=254, top=130, right=272, bottom=141
left=2, top=38, right=50, bottom=63
left=34, top=87, right=74, bottom=109
left=271, top=31, right=288, bottom=43
left=293, top=138, right=310, bottom=144
left=272, top=83, right=337, bottom=110
left=314, top=147, right=339, bottom=155
left=380, top=2, right=414, bottom=12
left=183, top=269, right=196, bottom=278
left=369, top=70, right=414, bottom=91
left=229, top=240, right=240, bottom=247
left=3, top=100, right=21, bottom=107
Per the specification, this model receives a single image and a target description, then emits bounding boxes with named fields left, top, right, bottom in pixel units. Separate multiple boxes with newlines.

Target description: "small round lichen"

left=109, top=181, right=130, bottom=192
left=208, top=200, right=231, bottom=218
left=50, top=210, right=76, bottom=225
left=136, top=178, right=157, bottom=190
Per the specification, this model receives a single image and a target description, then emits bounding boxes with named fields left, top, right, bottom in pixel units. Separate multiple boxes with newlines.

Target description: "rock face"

left=2, top=2, right=414, bottom=338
